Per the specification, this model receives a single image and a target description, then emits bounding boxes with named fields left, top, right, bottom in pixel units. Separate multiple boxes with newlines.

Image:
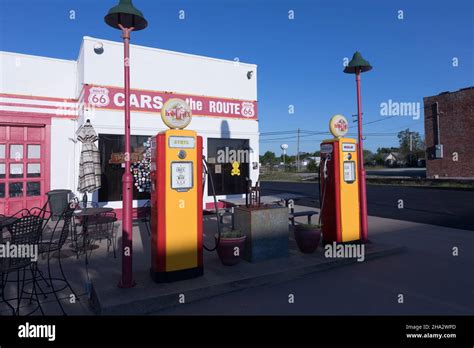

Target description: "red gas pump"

left=150, top=99, right=203, bottom=282
left=319, top=115, right=361, bottom=243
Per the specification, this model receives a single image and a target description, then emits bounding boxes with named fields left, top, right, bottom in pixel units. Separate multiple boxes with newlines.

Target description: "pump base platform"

left=150, top=267, right=203, bottom=283
left=90, top=220, right=404, bottom=315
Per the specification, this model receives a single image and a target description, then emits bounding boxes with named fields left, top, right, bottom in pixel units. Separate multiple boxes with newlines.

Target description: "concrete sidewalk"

left=4, top=204, right=468, bottom=316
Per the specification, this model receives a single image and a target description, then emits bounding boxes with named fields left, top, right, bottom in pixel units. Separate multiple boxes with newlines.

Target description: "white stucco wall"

left=80, top=36, right=257, bottom=101
left=50, top=118, right=79, bottom=192
left=0, top=51, right=77, bottom=98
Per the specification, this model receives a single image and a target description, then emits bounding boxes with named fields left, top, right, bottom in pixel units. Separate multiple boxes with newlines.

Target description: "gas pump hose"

left=318, top=157, right=329, bottom=227
left=202, top=157, right=222, bottom=252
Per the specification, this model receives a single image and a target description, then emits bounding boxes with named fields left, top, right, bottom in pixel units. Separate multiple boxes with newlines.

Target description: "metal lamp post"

left=344, top=51, right=372, bottom=243
left=104, top=0, right=148, bottom=288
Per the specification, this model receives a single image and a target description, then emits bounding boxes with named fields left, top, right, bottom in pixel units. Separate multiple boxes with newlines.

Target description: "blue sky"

left=0, top=0, right=472, bottom=154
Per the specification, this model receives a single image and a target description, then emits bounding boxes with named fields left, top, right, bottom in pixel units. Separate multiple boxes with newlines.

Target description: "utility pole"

left=296, top=128, right=300, bottom=172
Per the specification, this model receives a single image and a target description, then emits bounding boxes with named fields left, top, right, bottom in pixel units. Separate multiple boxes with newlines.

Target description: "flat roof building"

left=0, top=36, right=259, bottom=215
left=423, top=87, right=474, bottom=178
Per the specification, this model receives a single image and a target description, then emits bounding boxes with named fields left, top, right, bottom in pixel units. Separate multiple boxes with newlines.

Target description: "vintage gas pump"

left=150, top=99, right=203, bottom=282
left=319, top=114, right=361, bottom=243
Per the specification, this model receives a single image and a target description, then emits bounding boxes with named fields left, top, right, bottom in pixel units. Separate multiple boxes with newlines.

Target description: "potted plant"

left=215, top=229, right=246, bottom=266
left=293, top=223, right=321, bottom=253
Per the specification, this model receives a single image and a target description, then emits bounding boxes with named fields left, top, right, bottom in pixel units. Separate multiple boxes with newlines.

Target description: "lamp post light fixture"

left=104, top=0, right=148, bottom=288
left=344, top=51, right=372, bottom=243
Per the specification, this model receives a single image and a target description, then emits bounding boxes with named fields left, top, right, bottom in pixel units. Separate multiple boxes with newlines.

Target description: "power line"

left=261, top=116, right=398, bottom=136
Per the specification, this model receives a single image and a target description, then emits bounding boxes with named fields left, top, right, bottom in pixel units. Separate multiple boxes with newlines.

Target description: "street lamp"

left=344, top=51, right=372, bottom=243
left=105, top=0, right=148, bottom=288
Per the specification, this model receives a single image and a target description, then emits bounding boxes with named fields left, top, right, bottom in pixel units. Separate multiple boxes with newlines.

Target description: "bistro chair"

left=34, top=202, right=78, bottom=315
left=83, top=211, right=117, bottom=262
left=0, top=212, right=44, bottom=316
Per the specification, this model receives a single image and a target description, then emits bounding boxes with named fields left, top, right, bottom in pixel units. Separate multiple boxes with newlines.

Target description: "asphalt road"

left=156, top=219, right=474, bottom=315
left=260, top=181, right=474, bottom=231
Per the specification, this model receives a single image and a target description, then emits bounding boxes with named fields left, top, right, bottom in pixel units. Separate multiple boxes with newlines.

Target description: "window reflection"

left=27, top=182, right=41, bottom=196
left=98, top=134, right=151, bottom=202
left=9, top=182, right=23, bottom=198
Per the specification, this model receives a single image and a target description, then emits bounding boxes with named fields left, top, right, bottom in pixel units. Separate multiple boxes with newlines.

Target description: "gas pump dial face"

left=178, top=150, right=187, bottom=159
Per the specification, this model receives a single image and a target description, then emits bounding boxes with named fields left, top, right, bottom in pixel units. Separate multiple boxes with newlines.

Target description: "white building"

left=0, top=36, right=259, bottom=216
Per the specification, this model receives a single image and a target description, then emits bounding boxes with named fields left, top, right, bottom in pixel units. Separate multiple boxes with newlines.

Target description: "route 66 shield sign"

left=241, top=102, right=255, bottom=118
left=88, top=87, right=110, bottom=107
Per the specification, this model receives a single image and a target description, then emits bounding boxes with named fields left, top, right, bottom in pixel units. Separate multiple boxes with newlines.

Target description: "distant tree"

left=397, top=129, right=424, bottom=167
left=306, top=159, right=318, bottom=172
left=260, top=151, right=277, bottom=165
left=363, top=149, right=375, bottom=165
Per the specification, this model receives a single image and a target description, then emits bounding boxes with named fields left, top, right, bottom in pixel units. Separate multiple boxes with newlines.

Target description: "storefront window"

left=207, top=138, right=250, bottom=196
left=27, top=145, right=41, bottom=159
left=0, top=183, right=4, bottom=198
left=9, top=182, right=23, bottom=198
left=27, top=163, right=41, bottom=177
left=9, top=163, right=23, bottom=178
left=98, top=134, right=151, bottom=202
left=10, top=144, right=23, bottom=160
left=27, top=182, right=40, bottom=196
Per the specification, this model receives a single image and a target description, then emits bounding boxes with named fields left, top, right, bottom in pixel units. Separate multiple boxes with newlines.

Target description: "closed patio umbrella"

left=77, top=120, right=101, bottom=201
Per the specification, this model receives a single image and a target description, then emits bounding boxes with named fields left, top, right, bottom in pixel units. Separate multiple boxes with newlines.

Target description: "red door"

left=0, top=124, right=50, bottom=215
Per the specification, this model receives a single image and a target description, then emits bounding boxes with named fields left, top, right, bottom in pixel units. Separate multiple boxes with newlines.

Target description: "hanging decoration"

left=131, top=137, right=152, bottom=192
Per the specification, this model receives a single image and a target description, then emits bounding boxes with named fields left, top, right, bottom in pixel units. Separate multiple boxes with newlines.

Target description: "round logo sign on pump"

left=329, top=114, right=349, bottom=138
left=161, top=98, right=192, bottom=129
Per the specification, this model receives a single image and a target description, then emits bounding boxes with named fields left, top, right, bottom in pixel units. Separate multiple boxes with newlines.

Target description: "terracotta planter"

left=215, top=235, right=246, bottom=266
left=293, top=224, right=321, bottom=253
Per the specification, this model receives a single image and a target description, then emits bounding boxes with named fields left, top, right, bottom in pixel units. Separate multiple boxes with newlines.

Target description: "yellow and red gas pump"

left=150, top=99, right=203, bottom=282
left=319, top=114, right=361, bottom=243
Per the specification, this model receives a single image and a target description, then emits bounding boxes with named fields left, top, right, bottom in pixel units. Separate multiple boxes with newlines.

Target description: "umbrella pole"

left=82, top=193, right=88, bottom=208
left=118, top=25, right=136, bottom=288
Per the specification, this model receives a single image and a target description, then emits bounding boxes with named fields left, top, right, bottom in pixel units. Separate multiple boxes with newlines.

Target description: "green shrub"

left=219, top=229, right=244, bottom=238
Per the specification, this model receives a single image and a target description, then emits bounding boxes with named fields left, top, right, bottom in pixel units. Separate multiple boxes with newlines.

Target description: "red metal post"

left=356, top=69, right=369, bottom=242
left=118, top=25, right=136, bottom=288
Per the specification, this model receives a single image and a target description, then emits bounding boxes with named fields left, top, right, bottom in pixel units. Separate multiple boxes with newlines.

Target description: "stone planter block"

left=234, top=205, right=289, bottom=262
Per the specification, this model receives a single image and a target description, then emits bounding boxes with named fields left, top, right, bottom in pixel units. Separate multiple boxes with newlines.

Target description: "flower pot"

left=293, top=224, right=321, bottom=253
left=215, top=234, right=246, bottom=266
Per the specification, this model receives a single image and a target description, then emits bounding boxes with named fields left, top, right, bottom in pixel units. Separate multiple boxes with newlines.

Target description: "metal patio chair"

left=0, top=212, right=44, bottom=316
left=34, top=202, right=79, bottom=315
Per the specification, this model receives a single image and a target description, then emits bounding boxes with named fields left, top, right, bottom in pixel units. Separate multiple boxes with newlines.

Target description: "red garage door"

left=0, top=124, right=50, bottom=215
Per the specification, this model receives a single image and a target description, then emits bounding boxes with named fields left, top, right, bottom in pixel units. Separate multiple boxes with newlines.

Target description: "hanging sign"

left=161, top=98, right=192, bottom=129
left=329, top=114, right=349, bottom=138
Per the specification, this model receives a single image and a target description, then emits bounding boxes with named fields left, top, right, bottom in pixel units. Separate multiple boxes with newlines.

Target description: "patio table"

left=74, top=207, right=114, bottom=264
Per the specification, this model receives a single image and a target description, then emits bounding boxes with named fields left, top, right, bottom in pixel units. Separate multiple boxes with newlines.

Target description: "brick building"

left=424, top=87, right=474, bottom=178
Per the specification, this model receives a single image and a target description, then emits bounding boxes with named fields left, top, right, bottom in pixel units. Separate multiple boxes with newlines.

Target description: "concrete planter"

left=293, top=224, right=321, bottom=253
left=234, top=205, right=289, bottom=262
